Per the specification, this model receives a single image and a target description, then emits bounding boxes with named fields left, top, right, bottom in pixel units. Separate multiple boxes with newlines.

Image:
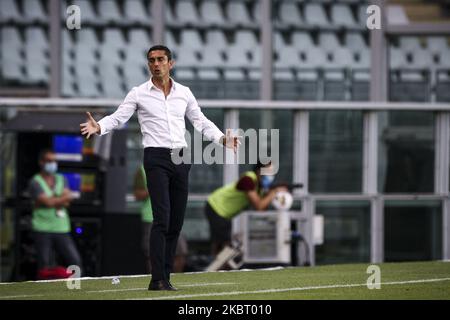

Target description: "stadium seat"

left=179, top=30, right=204, bottom=51
left=358, top=4, right=369, bottom=28
left=62, top=64, right=76, bottom=97
left=129, top=29, right=152, bottom=53
left=123, top=63, right=148, bottom=87
left=124, top=0, right=151, bottom=26
left=98, top=0, right=123, bottom=25
left=304, top=3, right=329, bottom=28
left=175, top=0, right=201, bottom=27
left=71, top=0, right=98, bottom=24
left=100, top=65, right=124, bottom=98
left=0, top=0, right=22, bottom=23
left=277, top=2, right=303, bottom=28
left=291, top=31, right=315, bottom=50
left=318, top=32, right=341, bottom=52
left=205, top=30, right=228, bottom=52
left=399, top=37, right=423, bottom=52
left=23, top=0, right=48, bottom=24
left=427, top=37, right=449, bottom=55
left=24, top=27, right=49, bottom=84
left=225, top=1, right=255, bottom=28
left=233, top=30, right=258, bottom=51
left=345, top=32, right=368, bottom=52
left=164, top=31, right=178, bottom=51
left=0, top=27, right=25, bottom=82
left=331, top=4, right=357, bottom=29
left=200, top=1, right=226, bottom=27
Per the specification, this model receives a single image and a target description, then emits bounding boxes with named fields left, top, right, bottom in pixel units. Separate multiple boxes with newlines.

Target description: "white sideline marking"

left=86, top=282, right=236, bottom=293
left=133, top=277, right=450, bottom=300
left=0, top=266, right=286, bottom=285
left=0, top=294, right=44, bottom=299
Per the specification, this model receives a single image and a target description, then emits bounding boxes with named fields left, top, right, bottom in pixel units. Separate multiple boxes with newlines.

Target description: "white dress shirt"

left=97, top=78, right=224, bottom=149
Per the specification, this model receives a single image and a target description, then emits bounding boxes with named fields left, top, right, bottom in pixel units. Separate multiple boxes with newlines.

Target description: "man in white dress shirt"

left=80, top=45, right=239, bottom=291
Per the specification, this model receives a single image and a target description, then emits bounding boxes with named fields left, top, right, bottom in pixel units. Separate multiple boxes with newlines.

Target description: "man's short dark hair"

left=38, top=148, right=54, bottom=162
left=147, top=45, right=172, bottom=61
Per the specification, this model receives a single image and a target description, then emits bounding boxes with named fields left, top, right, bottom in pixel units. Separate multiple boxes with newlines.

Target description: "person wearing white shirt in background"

left=80, top=45, right=240, bottom=291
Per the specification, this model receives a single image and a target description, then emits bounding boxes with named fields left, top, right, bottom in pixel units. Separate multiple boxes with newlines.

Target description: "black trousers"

left=143, top=147, right=191, bottom=282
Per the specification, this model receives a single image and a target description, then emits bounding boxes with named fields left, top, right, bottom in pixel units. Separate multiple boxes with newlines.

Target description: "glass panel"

left=315, top=201, right=371, bottom=265
left=378, top=111, right=434, bottom=193
left=169, top=0, right=260, bottom=99
left=384, top=200, right=442, bottom=262
left=273, top=1, right=371, bottom=101
left=309, top=111, right=363, bottom=193
left=239, top=109, right=293, bottom=185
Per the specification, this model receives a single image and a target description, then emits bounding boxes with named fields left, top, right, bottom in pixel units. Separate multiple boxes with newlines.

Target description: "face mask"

left=261, top=175, right=275, bottom=189
left=44, top=162, right=58, bottom=174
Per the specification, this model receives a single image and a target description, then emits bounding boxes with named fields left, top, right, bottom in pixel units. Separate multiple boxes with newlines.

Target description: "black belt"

left=146, top=147, right=184, bottom=156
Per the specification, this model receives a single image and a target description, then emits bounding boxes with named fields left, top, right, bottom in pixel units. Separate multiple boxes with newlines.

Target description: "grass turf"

left=0, top=261, right=449, bottom=300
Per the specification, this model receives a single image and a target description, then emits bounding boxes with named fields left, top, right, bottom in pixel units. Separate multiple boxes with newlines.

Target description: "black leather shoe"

left=148, top=280, right=176, bottom=291
left=167, top=281, right=178, bottom=291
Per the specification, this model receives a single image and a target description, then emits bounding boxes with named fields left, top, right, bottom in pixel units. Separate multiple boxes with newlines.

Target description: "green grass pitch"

left=1, top=261, right=449, bottom=300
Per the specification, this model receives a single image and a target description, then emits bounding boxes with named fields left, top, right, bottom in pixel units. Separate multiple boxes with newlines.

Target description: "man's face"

left=40, top=152, right=56, bottom=168
left=147, top=50, right=173, bottom=79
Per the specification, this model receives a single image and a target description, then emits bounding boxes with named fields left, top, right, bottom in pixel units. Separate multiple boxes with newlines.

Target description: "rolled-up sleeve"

left=185, top=88, right=224, bottom=144
left=98, top=87, right=138, bottom=135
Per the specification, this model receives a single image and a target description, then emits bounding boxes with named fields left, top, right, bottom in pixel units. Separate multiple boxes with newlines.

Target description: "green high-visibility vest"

left=207, top=171, right=258, bottom=220
left=140, top=166, right=153, bottom=223
left=32, top=174, right=71, bottom=233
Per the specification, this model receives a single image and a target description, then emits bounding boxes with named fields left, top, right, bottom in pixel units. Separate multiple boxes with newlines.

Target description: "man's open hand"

left=222, top=129, right=242, bottom=154
left=80, top=112, right=100, bottom=139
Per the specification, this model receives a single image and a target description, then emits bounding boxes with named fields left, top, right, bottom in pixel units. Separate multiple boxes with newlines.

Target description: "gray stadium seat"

left=179, top=30, right=203, bottom=51
left=234, top=30, right=258, bottom=51
left=200, top=1, right=226, bottom=27
left=174, top=49, right=197, bottom=80
left=98, top=0, right=123, bottom=24
left=331, top=4, right=356, bottom=29
left=318, top=32, right=341, bottom=52
left=399, top=37, right=423, bottom=52
left=292, top=31, right=314, bottom=50
left=124, top=0, right=151, bottom=26
left=1, top=27, right=25, bottom=82
left=223, top=46, right=248, bottom=80
left=358, top=4, right=368, bottom=28
left=205, top=30, right=228, bottom=52
left=277, top=2, right=303, bottom=28
left=129, top=29, right=152, bottom=53
left=24, top=27, right=49, bottom=84
left=123, top=64, right=148, bottom=87
left=226, top=1, right=254, bottom=28
left=175, top=0, right=201, bottom=27
left=164, top=31, right=178, bottom=52
left=72, top=0, right=98, bottom=24
left=0, top=0, right=22, bottom=23
left=100, top=66, right=124, bottom=98
left=345, top=32, right=368, bottom=52
left=304, top=3, right=329, bottom=28
left=62, top=64, right=76, bottom=97
left=427, top=37, right=449, bottom=55
left=23, top=0, right=48, bottom=24
left=390, top=48, right=408, bottom=69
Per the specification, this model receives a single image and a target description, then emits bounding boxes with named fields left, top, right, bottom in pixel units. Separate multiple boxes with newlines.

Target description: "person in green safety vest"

left=28, top=149, right=82, bottom=279
left=205, top=161, right=288, bottom=256
left=134, top=165, right=188, bottom=274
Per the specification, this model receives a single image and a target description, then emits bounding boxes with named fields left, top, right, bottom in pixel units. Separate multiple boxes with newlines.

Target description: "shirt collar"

left=148, top=77, right=176, bottom=92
